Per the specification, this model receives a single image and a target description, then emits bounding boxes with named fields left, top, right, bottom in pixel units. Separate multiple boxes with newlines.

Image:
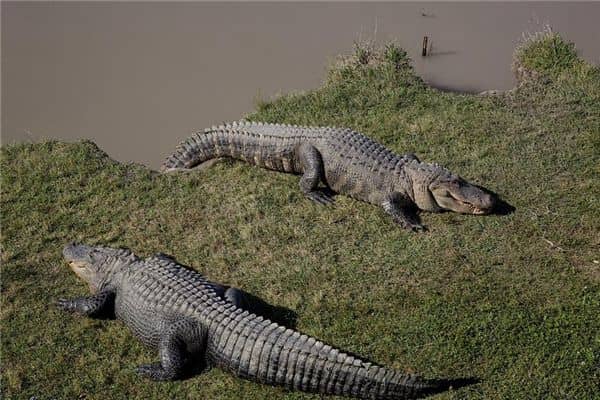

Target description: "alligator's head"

left=63, top=242, right=133, bottom=292
left=406, top=161, right=495, bottom=215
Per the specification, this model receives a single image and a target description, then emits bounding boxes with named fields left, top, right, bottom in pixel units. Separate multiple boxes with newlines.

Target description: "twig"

left=542, top=237, right=565, bottom=252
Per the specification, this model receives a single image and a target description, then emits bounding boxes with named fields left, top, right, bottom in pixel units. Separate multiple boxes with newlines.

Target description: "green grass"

left=2, top=33, right=599, bottom=399
left=513, top=28, right=580, bottom=80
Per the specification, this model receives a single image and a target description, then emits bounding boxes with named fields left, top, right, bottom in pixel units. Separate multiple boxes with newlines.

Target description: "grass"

left=513, top=27, right=582, bottom=82
left=2, top=32, right=599, bottom=399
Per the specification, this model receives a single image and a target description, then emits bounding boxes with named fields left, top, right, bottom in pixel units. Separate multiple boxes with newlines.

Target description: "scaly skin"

left=162, top=122, right=495, bottom=231
left=57, top=243, right=475, bottom=399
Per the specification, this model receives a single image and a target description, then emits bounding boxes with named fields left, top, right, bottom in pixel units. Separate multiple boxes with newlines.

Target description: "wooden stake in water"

left=422, top=36, right=428, bottom=56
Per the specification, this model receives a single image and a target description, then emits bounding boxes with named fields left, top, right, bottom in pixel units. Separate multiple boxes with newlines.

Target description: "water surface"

left=2, top=2, right=599, bottom=168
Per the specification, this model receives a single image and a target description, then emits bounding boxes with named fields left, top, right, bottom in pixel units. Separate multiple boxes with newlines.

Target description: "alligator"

left=57, top=243, right=475, bottom=399
left=161, top=122, right=495, bottom=231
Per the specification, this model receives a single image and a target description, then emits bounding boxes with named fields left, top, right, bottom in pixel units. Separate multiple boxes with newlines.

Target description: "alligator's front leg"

left=136, top=318, right=207, bottom=381
left=296, top=143, right=334, bottom=205
left=56, top=290, right=115, bottom=318
left=382, top=194, right=426, bottom=232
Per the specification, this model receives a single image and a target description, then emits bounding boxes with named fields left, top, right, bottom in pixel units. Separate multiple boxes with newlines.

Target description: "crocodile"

left=57, top=243, right=475, bottom=399
left=161, top=122, right=495, bottom=230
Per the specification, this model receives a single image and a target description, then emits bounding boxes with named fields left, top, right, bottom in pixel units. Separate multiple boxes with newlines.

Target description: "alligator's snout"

left=62, top=242, right=94, bottom=264
left=474, top=192, right=496, bottom=214
left=63, top=242, right=79, bottom=259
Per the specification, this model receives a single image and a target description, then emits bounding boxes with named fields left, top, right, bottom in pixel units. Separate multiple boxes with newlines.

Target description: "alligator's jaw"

left=449, top=192, right=494, bottom=215
left=427, top=175, right=495, bottom=215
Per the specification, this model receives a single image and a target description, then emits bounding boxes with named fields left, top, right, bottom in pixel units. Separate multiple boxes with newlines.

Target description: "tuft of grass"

left=512, top=26, right=594, bottom=85
left=2, top=32, right=600, bottom=399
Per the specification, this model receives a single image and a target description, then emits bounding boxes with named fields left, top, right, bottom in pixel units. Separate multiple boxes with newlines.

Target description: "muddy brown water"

left=2, top=2, right=599, bottom=169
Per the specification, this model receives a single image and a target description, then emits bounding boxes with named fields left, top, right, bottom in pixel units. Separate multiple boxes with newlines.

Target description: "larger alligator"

left=162, top=122, right=495, bottom=230
left=57, top=243, right=474, bottom=399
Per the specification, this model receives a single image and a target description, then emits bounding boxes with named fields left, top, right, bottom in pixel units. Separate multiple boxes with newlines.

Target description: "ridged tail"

left=161, top=121, right=302, bottom=173
left=209, top=310, right=475, bottom=399
left=161, top=128, right=234, bottom=172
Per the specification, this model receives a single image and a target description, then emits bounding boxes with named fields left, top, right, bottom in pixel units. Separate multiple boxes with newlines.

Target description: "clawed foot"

left=407, top=222, right=427, bottom=232
left=394, top=218, right=427, bottom=232
left=305, top=191, right=335, bottom=206
left=136, top=363, right=177, bottom=381
left=55, top=298, right=76, bottom=313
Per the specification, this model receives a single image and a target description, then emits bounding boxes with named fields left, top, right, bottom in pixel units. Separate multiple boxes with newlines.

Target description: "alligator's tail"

left=213, top=309, right=476, bottom=399
left=161, top=121, right=299, bottom=173
left=161, top=124, right=237, bottom=172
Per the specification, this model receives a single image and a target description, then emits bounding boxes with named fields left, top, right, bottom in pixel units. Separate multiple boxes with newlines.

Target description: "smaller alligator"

left=162, top=122, right=495, bottom=231
left=57, top=243, right=475, bottom=399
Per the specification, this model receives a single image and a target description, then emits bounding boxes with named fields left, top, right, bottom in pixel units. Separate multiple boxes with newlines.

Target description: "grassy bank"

left=2, top=31, right=599, bottom=399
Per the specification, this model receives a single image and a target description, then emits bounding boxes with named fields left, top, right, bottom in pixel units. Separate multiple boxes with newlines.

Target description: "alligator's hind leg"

left=136, top=318, right=207, bottom=381
left=296, top=143, right=334, bottom=205
left=214, top=285, right=253, bottom=311
left=224, top=287, right=247, bottom=308
left=56, top=290, right=115, bottom=318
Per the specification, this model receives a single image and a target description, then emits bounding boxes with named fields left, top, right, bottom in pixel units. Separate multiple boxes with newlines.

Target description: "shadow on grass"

left=154, top=252, right=299, bottom=329
left=234, top=289, right=298, bottom=329
left=491, top=197, right=516, bottom=216
left=481, top=186, right=516, bottom=216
